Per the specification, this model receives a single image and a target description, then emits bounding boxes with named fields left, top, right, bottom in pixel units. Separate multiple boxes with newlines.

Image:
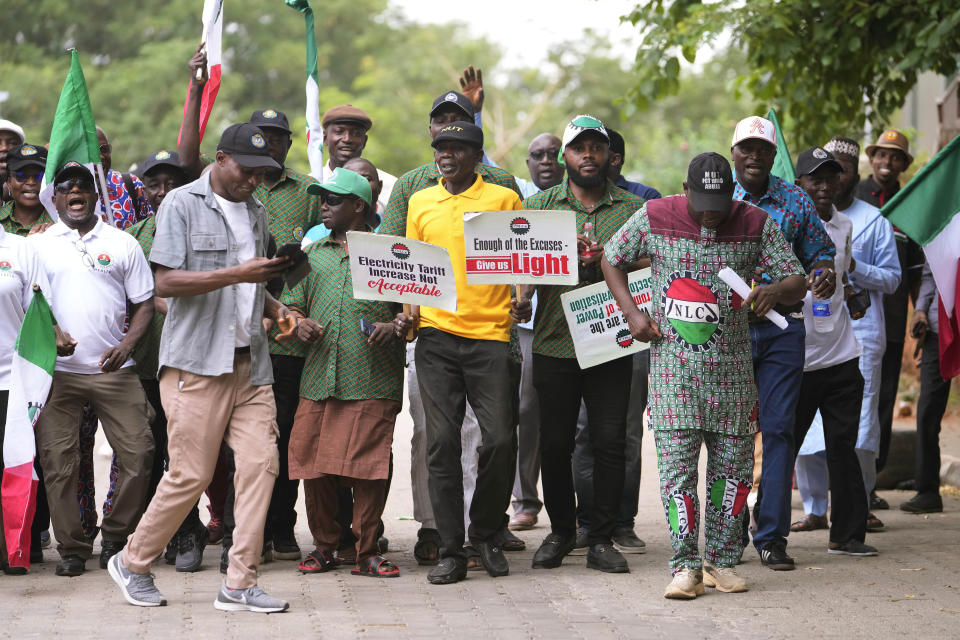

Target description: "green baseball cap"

left=307, top=167, right=373, bottom=206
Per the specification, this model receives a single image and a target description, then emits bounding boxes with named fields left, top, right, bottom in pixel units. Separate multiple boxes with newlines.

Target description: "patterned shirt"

left=281, top=236, right=404, bottom=402
left=126, top=216, right=164, bottom=380
left=255, top=166, right=321, bottom=357
left=102, top=169, right=152, bottom=230
left=379, top=162, right=520, bottom=237
left=523, top=181, right=644, bottom=359
left=0, top=200, right=54, bottom=237
left=605, top=197, right=804, bottom=435
left=732, top=174, right=834, bottom=271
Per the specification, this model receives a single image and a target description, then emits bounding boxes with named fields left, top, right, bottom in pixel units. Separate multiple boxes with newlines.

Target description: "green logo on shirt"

left=662, top=272, right=723, bottom=352
left=97, top=253, right=112, bottom=267
left=0, top=261, right=11, bottom=271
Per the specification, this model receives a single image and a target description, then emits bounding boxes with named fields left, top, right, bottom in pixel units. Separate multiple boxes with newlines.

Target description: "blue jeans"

left=749, top=317, right=805, bottom=552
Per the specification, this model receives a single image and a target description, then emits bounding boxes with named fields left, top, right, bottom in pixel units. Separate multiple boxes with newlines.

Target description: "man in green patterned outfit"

left=602, top=153, right=806, bottom=598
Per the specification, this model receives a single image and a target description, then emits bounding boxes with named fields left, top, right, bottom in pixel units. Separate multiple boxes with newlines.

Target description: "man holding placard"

left=520, top=115, right=643, bottom=574
left=602, top=152, right=806, bottom=598
left=399, top=122, right=528, bottom=585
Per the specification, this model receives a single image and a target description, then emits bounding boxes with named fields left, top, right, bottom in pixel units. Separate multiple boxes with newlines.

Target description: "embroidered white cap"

left=732, top=116, right=776, bottom=147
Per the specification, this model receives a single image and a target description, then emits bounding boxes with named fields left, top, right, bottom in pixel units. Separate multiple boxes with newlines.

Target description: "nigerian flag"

left=766, top=108, right=795, bottom=183
left=883, top=133, right=960, bottom=379
left=2, top=289, right=56, bottom=569
left=40, top=50, right=109, bottom=218
left=286, top=0, right=325, bottom=179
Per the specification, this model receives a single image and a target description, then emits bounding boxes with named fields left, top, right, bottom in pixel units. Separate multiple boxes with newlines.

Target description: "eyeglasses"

left=74, top=239, right=95, bottom=269
left=99, top=144, right=112, bottom=154
left=12, top=170, right=43, bottom=183
left=320, top=192, right=354, bottom=206
left=529, top=149, right=560, bottom=161
left=54, top=178, right=95, bottom=193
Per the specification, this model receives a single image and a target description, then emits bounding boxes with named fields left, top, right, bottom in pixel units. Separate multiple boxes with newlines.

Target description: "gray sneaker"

left=214, top=583, right=289, bottom=613
left=108, top=553, right=167, bottom=607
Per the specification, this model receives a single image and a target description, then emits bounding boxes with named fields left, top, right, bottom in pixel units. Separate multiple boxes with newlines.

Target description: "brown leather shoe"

left=790, top=514, right=829, bottom=532
left=508, top=512, right=537, bottom=531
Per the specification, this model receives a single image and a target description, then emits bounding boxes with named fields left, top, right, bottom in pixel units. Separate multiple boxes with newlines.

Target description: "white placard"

left=561, top=268, right=653, bottom=369
left=346, top=231, right=457, bottom=312
left=463, top=210, right=578, bottom=285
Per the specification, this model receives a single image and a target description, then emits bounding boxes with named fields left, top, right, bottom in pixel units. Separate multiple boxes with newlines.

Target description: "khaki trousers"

left=124, top=354, right=278, bottom=588
left=36, top=368, right=154, bottom=558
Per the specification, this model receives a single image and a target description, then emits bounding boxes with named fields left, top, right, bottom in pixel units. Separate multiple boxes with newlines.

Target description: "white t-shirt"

left=0, top=228, right=51, bottom=389
left=213, top=193, right=256, bottom=348
left=802, top=207, right=861, bottom=371
left=30, top=219, right=154, bottom=374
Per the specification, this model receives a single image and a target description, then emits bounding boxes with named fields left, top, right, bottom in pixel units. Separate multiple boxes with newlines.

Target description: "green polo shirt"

left=0, top=200, right=54, bottom=237
left=378, top=162, right=520, bottom=237
left=256, top=166, right=321, bottom=357
left=280, top=236, right=404, bottom=402
left=126, top=215, right=165, bottom=380
left=523, top=181, right=644, bottom=359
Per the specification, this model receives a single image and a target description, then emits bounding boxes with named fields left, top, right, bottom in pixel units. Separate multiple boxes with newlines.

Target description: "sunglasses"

left=99, top=143, right=112, bottom=154
left=12, top=170, right=43, bottom=183
left=74, top=239, right=95, bottom=269
left=529, top=149, right=560, bottom=161
left=320, top=192, right=356, bottom=206
left=54, top=178, right=95, bottom=193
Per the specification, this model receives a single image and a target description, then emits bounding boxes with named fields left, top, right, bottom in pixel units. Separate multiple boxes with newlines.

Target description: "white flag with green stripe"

left=286, top=0, right=325, bottom=178
left=2, top=289, right=56, bottom=569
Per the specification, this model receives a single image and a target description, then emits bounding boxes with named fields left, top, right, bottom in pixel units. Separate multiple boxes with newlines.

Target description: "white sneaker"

left=703, top=561, right=748, bottom=593
left=663, top=568, right=705, bottom=599
left=214, top=583, right=289, bottom=613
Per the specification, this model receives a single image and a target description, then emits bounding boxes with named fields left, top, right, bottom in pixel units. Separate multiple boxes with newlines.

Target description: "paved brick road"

left=2, top=379, right=959, bottom=639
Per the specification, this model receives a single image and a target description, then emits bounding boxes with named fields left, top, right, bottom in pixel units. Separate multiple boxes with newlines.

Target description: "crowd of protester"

left=0, top=50, right=955, bottom=613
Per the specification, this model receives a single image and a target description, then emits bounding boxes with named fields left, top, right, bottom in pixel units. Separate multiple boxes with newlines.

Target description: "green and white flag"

left=766, top=108, right=795, bottom=184
left=40, top=50, right=109, bottom=218
left=286, top=0, right=324, bottom=178
left=882, top=133, right=960, bottom=379
left=2, top=289, right=56, bottom=569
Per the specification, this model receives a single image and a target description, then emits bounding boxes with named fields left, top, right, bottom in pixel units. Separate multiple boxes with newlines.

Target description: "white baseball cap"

left=732, top=116, right=776, bottom=147
left=0, top=119, right=25, bottom=144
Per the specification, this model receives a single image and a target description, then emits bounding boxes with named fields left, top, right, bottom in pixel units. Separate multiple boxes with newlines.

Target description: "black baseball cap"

left=430, top=90, right=474, bottom=120
left=607, top=129, right=626, bottom=156
left=6, top=143, right=48, bottom=172
left=53, top=161, right=95, bottom=185
left=686, top=152, right=735, bottom=213
left=217, top=123, right=281, bottom=169
left=140, top=150, right=183, bottom=177
left=249, top=109, right=291, bottom=134
left=431, top=122, right=483, bottom=150
left=795, top=146, right=844, bottom=178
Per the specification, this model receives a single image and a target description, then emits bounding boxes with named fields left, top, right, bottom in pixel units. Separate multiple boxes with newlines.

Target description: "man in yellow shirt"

left=403, top=122, right=529, bottom=584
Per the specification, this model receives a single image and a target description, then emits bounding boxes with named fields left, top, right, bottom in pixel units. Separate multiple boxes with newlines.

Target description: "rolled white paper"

left=717, top=267, right=788, bottom=330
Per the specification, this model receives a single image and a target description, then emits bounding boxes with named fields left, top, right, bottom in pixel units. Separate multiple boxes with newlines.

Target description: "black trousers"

left=265, top=355, right=304, bottom=537
left=876, top=340, right=904, bottom=472
left=415, top=327, right=518, bottom=560
left=533, top=354, right=631, bottom=545
left=916, top=332, right=952, bottom=493
left=793, top=358, right=867, bottom=543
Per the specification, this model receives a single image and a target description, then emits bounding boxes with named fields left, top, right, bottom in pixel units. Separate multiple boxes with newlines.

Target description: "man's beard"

left=567, top=158, right=610, bottom=189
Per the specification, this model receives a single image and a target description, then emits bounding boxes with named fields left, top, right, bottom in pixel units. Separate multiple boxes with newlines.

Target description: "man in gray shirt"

left=109, top=123, right=294, bottom=613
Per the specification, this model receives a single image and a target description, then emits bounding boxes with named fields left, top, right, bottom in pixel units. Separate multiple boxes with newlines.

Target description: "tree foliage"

left=625, top=0, right=960, bottom=150
left=2, top=0, right=749, bottom=195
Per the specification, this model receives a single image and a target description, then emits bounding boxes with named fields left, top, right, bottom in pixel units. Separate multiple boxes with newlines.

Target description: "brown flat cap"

left=321, top=105, right=372, bottom=131
left=865, top=129, right=913, bottom=165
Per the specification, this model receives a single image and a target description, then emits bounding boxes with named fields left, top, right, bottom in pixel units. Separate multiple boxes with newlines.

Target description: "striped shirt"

left=255, top=166, right=321, bottom=357
left=523, top=181, right=644, bottom=359
left=281, top=236, right=404, bottom=402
